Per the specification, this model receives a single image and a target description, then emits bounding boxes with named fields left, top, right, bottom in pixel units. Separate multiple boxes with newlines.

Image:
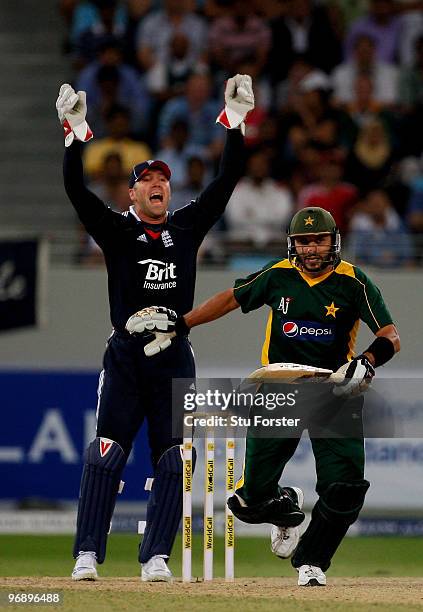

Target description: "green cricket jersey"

left=233, top=259, right=393, bottom=371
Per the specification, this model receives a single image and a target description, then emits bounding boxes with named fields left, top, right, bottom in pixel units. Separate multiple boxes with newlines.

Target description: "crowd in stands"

left=59, top=0, right=423, bottom=268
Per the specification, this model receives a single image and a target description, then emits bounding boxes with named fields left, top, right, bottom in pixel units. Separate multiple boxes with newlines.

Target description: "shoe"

left=297, top=564, right=326, bottom=586
left=141, top=555, right=173, bottom=582
left=71, top=551, right=98, bottom=581
left=271, top=487, right=304, bottom=558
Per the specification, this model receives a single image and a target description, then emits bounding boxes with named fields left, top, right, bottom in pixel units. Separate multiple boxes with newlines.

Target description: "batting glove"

left=216, top=74, right=254, bottom=136
left=332, top=355, right=375, bottom=397
left=56, top=83, right=93, bottom=147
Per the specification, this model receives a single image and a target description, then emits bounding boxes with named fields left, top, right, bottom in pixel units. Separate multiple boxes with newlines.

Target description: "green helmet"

left=287, top=207, right=341, bottom=269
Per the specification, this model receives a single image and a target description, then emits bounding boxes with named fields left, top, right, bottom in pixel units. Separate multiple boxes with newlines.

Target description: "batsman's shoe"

left=297, top=564, right=326, bottom=587
left=141, top=555, right=173, bottom=582
left=71, top=551, right=98, bottom=581
left=271, top=487, right=304, bottom=558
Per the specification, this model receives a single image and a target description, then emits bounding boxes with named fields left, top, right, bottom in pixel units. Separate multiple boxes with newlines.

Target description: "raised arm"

left=57, top=84, right=109, bottom=229
left=195, top=130, right=246, bottom=214
left=198, top=74, right=254, bottom=214
left=171, top=75, right=254, bottom=237
left=63, top=141, right=108, bottom=228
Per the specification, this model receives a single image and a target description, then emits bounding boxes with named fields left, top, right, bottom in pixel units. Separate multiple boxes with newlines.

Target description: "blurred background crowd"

left=58, top=0, right=423, bottom=268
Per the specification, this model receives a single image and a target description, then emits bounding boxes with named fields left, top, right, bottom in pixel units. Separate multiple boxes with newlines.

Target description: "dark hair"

left=105, top=104, right=130, bottom=122
left=97, top=65, right=119, bottom=84
left=354, top=33, right=376, bottom=48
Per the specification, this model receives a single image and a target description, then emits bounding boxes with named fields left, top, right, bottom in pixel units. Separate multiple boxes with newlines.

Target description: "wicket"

left=182, top=435, right=235, bottom=582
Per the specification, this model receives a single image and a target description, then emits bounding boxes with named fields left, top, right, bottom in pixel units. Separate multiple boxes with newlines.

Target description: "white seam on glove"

left=216, top=74, right=254, bottom=135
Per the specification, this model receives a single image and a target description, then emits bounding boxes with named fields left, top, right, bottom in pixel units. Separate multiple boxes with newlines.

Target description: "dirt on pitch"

left=2, top=577, right=423, bottom=609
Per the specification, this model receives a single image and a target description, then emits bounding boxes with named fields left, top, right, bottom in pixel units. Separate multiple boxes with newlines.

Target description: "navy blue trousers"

left=96, top=331, right=195, bottom=466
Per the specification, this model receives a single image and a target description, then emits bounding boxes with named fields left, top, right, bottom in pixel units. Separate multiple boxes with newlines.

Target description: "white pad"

left=144, top=478, right=154, bottom=491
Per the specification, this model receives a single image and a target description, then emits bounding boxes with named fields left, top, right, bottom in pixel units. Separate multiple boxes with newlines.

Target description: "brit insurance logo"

left=281, top=320, right=334, bottom=343
left=138, top=258, right=177, bottom=290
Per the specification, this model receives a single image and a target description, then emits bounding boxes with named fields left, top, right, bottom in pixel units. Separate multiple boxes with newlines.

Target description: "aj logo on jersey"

left=277, top=297, right=293, bottom=314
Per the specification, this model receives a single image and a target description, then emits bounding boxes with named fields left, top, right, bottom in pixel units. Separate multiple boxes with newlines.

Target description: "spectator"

left=155, top=119, right=209, bottom=189
left=298, top=147, right=358, bottom=235
left=399, top=34, right=423, bottom=111
left=348, top=189, right=413, bottom=266
left=344, top=117, right=395, bottom=194
left=83, top=105, right=152, bottom=178
left=332, top=34, right=399, bottom=106
left=170, top=156, right=209, bottom=211
left=268, top=0, right=342, bottom=83
left=145, top=32, right=207, bottom=100
left=226, top=150, right=293, bottom=247
left=407, top=173, right=423, bottom=234
left=208, top=0, right=271, bottom=76
left=72, top=0, right=127, bottom=69
left=123, top=0, right=152, bottom=65
left=157, top=73, right=223, bottom=161
left=342, top=74, right=388, bottom=125
left=344, top=0, right=402, bottom=64
left=88, top=151, right=130, bottom=209
left=76, top=37, right=150, bottom=136
left=279, top=71, right=342, bottom=167
left=136, top=0, right=207, bottom=72
left=276, top=54, right=314, bottom=114
left=396, top=2, right=423, bottom=66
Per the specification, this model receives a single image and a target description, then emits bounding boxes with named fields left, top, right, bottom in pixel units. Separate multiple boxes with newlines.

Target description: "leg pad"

left=73, top=437, right=126, bottom=563
left=139, top=445, right=197, bottom=563
left=292, top=480, right=369, bottom=571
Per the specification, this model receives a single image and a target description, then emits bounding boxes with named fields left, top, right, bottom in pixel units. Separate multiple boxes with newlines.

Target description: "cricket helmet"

left=287, top=207, right=341, bottom=269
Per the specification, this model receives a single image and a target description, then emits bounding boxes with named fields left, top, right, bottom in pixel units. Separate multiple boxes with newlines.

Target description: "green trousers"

left=236, top=393, right=365, bottom=504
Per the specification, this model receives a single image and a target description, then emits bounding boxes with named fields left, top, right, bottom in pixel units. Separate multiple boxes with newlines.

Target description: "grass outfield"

left=1, top=534, right=422, bottom=578
left=1, top=536, right=423, bottom=611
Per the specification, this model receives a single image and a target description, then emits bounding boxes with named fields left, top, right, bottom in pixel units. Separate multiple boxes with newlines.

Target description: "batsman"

left=133, top=207, right=400, bottom=586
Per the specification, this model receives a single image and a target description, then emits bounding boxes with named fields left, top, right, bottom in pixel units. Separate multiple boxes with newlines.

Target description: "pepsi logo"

left=281, top=319, right=335, bottom=343
left=283, top=322, right=298, bottom=337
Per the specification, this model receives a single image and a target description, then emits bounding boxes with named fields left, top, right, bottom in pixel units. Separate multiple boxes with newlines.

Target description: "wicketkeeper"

left=56, top=74, right=254, bottom=582
left=133, top=207, right=400, bottom=586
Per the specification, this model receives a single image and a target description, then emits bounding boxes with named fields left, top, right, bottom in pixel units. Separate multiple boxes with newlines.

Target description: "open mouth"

left=149, top=193, right=163, bottom=202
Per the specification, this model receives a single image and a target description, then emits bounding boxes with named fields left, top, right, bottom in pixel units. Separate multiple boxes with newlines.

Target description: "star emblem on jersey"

left=325, top=302, right=339, bottom=318
left=304, top=215, right=314, bottom=226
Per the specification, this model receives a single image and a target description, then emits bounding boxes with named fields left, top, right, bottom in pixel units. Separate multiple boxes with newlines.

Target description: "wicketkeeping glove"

left=56, top=83, right=93, bottom=147
left=125, top=306, right=190, bottom=357
left=216, top=74, right=254, bottom=136
left=332, top=355, right=375, bottom=397
left=126, top=306, right=178, bottom=334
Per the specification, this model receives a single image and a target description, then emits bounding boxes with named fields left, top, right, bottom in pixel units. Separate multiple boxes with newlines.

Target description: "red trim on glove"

left=63, top=119, right=72, bottom=138
left=216, top=109, right=231, bottom=129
